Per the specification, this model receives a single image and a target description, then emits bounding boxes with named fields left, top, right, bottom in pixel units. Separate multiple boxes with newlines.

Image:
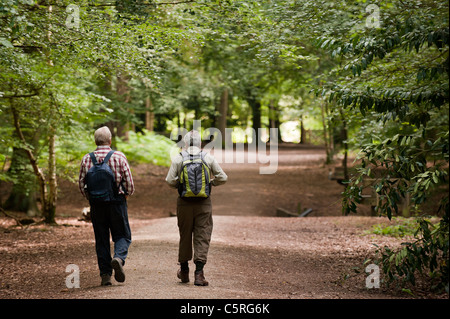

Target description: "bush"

left=116, top=130, right=176, bottom=167
left=372, top=213, right=449, bottom=294
left=365, top=217, right=429, bottom=238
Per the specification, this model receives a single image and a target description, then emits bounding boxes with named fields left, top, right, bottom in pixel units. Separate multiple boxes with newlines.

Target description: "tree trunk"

left=320, top=99, right=333, bottom=164
left=45, top=123, right=57, bottom=224
left=45, top=9, right=56, bottom=223
left=6, top=4, right=59, bottom=224
left=339, top=108, right=349, bottom=181
left=116, top=73, right=131, bottom=141
left=145, top=96, right=154, bottom=131
left=269, top=100, right=276, bottom=129
left=325, top=101, right=335, bottom=161
left=97, top=72, right=118, bottom=148
left=269, top=100, right=282, bottom=143
left=177, top=111, right=182, bottom=129
left=3, top=147, right=40, bottom=217
left=299, top=114, right=306, bottom=144
left=246, top=92, right=261, bottom=145
left=10, top=104, right=49, bottom=220
left=217, top=88, right=228, bottom=148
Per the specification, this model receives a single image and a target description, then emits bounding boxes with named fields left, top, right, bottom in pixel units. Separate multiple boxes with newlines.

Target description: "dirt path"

left=0, top=144, right=446, bottom=302
left=60, top=215, right=410, bottom=300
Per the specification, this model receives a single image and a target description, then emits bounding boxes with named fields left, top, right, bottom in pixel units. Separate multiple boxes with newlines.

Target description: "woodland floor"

left=0, top=144, right=447, bottom=302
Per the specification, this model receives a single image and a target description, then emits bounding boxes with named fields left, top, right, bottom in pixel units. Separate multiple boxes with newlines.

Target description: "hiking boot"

left=111, top=257, right=125, bottom=283
left=177, top=268, right=190, bottom=283
left=101, top=274, right=112, bottom=286
left=194, top=270, right=208, bottom=286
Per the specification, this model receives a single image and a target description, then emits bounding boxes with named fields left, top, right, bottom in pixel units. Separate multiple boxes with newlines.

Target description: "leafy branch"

left=373, top=215, right=449, bottom=293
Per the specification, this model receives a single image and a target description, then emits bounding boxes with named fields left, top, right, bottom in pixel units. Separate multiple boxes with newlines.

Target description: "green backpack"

left=178, top=150, right=211, bottom=199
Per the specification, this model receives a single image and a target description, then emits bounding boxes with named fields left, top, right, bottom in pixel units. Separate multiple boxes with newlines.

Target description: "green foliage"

left=47, top=130, right=96, bottom=182
left=365, top=217, right=433, bottom=238
left=314, top=0, right=449, bottom=294
left=116, top=130, right=175, bottom=167
left=343, top=129, right=449, bottom=218
left=0, top=0, right=194, bottom=216
left=319, top=0, right=450, bottom=219
left=372, top=215, right=449, bottom=293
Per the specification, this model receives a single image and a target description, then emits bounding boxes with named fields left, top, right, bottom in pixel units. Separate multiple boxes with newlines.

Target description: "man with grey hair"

left=165, top=130, right=227, bottom=286
left=79, top=126, right=135, bottom=286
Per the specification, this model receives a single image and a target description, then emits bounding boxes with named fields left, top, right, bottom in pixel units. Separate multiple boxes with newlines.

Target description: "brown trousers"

left=176, top=197, right=213, bottom=264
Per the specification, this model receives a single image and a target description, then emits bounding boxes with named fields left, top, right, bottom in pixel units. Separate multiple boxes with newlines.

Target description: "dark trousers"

left=90, top=198, right=131, bottom=276
left=177, top=197, right=213, bottom=265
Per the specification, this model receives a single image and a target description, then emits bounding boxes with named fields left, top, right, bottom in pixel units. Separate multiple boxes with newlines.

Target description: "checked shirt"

left=79, top=145, right=135, bottom=198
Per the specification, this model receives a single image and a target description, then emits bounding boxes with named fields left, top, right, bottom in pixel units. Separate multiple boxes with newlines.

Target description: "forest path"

left=69, top=215, right=401, bottom=299
left=67, top=144, right=398, bottom=299
left=0, top=144, right=412, bottom=301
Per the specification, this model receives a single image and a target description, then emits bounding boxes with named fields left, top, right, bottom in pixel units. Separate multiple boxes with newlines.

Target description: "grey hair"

left=94, top=126, right=112, bottom=146
left=183, top=130, right=201, bottom=148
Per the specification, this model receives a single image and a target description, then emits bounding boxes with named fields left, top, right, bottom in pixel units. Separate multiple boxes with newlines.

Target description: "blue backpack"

left=86, top=150, right=118, bottom=202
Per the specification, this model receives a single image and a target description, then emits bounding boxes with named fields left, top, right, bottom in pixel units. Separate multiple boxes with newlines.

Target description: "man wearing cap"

left=165, top=130, right=228, bottom=286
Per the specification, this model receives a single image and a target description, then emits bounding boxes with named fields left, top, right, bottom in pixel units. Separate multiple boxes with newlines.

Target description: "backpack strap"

left=199, top=151, right=210, bottom=168
left=104, top=150, right=125, bottom=195
left=89, top=152, right=97, bottom=165
left=179, top=151, right=189, bottom=182
left=180, top=150, right=189, bottom=161
left=199, top=150, right=206, bottom=163
left=103, top=150, right=115, bottom=164
left=101, top=150, right=122, bottom=195
left=89, top=150, right=115, bottom=165
left=199, top=151, right=211, bottom=184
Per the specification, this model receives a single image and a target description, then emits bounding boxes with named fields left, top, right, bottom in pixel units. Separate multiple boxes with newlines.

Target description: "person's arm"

left=165, top=155, right=182, bottom=188
left=120, top=154, right=135, bottom=196
left=209, top=156, right=228, bottom=186
left=78, top=154, right=89, bottom=198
